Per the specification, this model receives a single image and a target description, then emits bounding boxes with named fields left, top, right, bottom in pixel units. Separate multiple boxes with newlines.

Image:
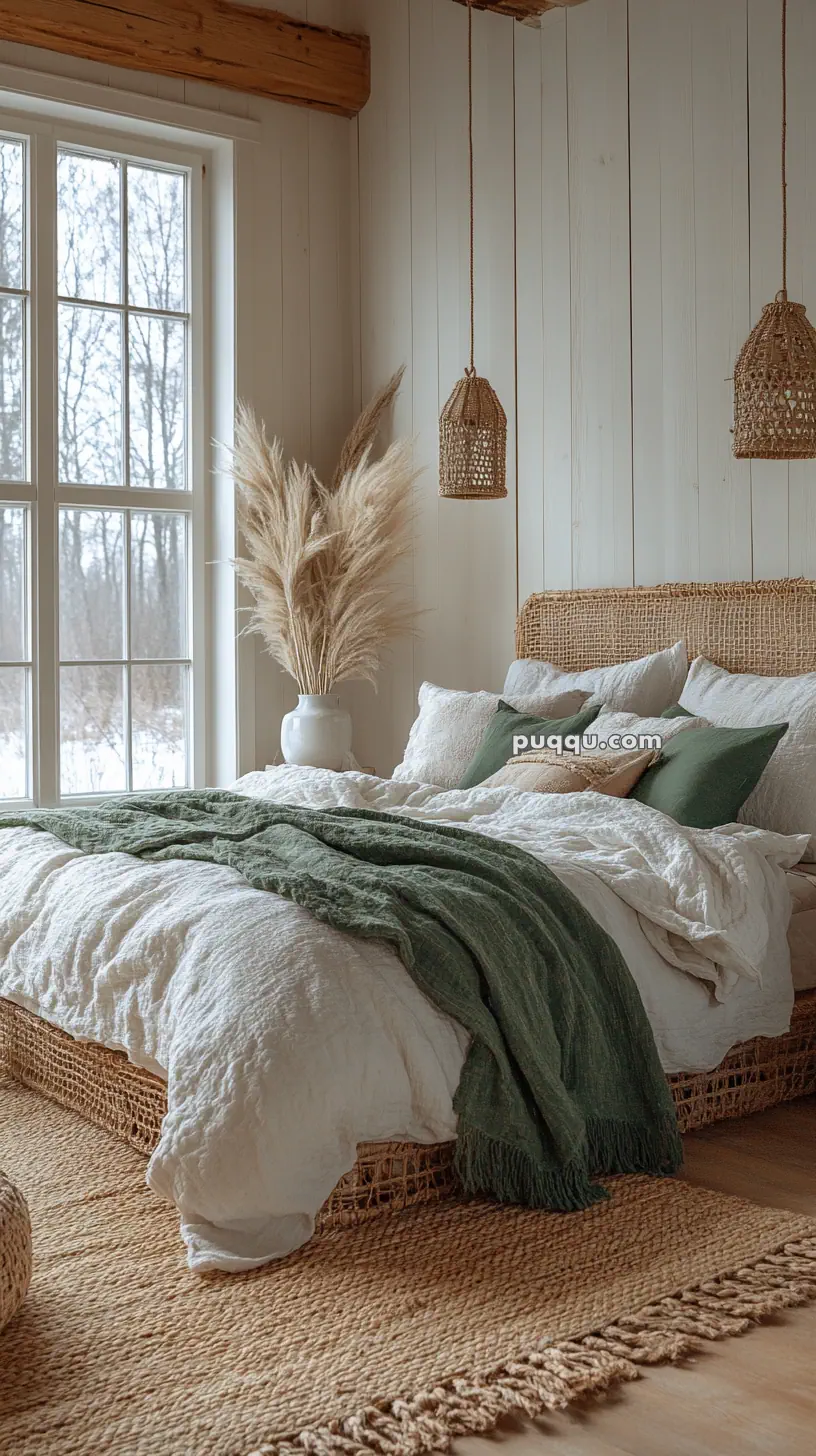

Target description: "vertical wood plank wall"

left=347, top=0, right=816, bottom=776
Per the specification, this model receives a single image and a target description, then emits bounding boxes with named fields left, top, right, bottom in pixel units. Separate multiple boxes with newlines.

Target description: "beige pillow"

left=485, top=748, right=658, bottom=797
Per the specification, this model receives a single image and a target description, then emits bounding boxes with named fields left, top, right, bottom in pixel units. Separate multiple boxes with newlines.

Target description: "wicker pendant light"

left=439, top=0, right=507, bottom=500
left=733, top=0, right=816, bottom=459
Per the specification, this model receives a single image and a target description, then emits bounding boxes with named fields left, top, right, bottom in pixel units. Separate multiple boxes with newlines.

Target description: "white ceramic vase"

left=280, top=694, right=353, bottom=771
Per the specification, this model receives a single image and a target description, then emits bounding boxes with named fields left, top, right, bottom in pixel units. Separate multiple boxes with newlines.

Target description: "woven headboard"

left=515, top=578, right=816, bottom=678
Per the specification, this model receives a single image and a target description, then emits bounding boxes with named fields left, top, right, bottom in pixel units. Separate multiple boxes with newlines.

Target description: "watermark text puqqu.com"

left=512, top=732, right=663, bottom=758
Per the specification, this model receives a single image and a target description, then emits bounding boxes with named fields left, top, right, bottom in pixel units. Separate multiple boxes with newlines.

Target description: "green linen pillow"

left=630, top=715, right=789, bottom=828
left=458, top=700, right=601, bottom=790
left=660, top=703, right=695, bottom=720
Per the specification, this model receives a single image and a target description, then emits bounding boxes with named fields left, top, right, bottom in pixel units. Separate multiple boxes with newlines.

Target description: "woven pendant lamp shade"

left=439, top=0, right=507, bottom=500
left=733, top=0, right=816, bottom=461
left=439, top=370, right=508, bottom=499
left=734, top=297, right=816, bottom=459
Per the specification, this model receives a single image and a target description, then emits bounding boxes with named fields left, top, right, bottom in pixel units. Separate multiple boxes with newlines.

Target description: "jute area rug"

left=1, top=1076, right=815, bottom=1456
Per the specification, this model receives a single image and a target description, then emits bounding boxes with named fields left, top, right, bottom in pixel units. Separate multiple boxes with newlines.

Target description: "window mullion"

left=121, top=162, right=133, bottom=794
left=55, top=295, right=189, bottom=323
left=31, top=130, right=59, bottom=807
left=122, top=161, right=131, bottom=491
left=55, top=485, right=192, bottom=510
left=0, top=483, right=35, bottom=503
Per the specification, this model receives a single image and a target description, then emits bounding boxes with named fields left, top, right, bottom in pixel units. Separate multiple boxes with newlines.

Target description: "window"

left=0, top=120, right=203, bottom=805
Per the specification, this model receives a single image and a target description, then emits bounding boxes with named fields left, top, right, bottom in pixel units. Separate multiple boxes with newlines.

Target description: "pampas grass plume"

left=232, top=371, right=419, bottom=694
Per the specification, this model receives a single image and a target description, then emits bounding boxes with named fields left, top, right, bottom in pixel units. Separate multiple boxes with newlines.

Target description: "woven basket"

left=439, top=372, right=507, bottom=500
left=733, top=297, right=816, bottom=459
left=0, top=1169, right=31, bottom=1332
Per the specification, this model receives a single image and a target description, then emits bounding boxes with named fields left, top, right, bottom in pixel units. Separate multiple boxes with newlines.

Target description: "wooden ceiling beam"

left=449, top=0, right=587, bottom=19
left=0, top=0, right=371, bottom=118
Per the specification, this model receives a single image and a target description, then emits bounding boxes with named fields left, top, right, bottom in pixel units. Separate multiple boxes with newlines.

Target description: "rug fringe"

left=249, top=1235, right=816, bottom=1456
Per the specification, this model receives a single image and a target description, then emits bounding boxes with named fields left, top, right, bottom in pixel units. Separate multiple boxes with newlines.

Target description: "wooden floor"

left=459, top=1097, right=816, bottom=1456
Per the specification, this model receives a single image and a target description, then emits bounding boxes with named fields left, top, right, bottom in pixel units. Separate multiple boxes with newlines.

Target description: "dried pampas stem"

left=232, top=374, right=419, bottom=696
left=331, top=365, right=406, bottom=492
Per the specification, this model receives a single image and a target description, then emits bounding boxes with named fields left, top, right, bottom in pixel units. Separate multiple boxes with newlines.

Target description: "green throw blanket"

left=2, top=790, right=682, bottom=1209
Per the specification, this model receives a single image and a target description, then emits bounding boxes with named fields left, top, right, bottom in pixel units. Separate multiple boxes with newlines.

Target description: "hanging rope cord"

left=781, top=0, right=788, bottom=299
left=467, top=0, right=476, bottom=375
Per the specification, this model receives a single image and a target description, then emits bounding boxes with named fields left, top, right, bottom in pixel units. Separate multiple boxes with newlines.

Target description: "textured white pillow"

left=504, top=641, right=688, bottom=717
left=392, top=682, right=591, bottom=788
left=581, top=709, right=707, bottom=751
left=679, top=656, right=814, bottom=843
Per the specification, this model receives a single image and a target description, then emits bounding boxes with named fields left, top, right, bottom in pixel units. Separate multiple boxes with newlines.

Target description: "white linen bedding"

left=0, top=767, right=807, bottom=1274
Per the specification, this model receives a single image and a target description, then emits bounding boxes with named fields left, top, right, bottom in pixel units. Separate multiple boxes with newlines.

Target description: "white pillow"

left=581, top=708, right=707, bottom=752
left=504, top=641, right=688, bottom=717
left=392, top=682, right=591, bottom=788
left=679, top=656, right=815, bottom=844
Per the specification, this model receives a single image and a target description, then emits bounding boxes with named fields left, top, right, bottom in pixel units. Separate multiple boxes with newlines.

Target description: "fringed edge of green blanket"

left=454, top=1117, right=684, bottom=1212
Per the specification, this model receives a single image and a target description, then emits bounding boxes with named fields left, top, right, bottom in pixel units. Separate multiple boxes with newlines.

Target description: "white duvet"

left=0, top=767, right=807, bottom=1273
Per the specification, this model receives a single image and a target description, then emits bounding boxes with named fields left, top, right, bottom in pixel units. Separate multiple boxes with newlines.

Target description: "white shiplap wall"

left=344, top=0, right=520, bottom=776
left=344, top=0, right=816, bottom=775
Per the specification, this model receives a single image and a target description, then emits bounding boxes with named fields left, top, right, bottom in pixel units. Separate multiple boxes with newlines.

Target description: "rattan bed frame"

left=2, top=578, right=816, bottom=1235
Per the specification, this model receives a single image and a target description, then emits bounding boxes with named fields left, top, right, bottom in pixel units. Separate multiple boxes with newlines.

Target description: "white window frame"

left=0, top=109, right=207, bottom=806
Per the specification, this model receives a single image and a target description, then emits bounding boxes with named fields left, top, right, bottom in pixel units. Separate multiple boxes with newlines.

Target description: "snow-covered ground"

left=0, top=735, right=25, bottom=799
left=0, top=730, right=186, bottom=800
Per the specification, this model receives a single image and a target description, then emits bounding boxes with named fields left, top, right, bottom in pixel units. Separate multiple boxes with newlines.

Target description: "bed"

left=1, top=577, right=816, bottom=1258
